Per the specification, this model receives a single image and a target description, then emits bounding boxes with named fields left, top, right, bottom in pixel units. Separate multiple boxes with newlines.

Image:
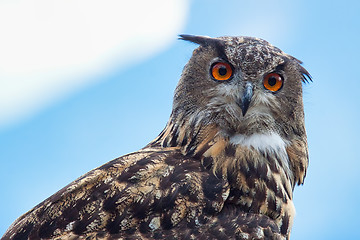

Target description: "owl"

left=2, top=35, right=311, bottom=240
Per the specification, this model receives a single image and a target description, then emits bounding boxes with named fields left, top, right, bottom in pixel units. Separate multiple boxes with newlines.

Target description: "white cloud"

left=0, top=0, right=189, bottom=129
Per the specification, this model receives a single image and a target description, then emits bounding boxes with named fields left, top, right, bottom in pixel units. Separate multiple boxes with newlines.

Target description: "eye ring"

left=210, top=62, right=233, bottom=81
left=263, top=73, right=283, bottom=92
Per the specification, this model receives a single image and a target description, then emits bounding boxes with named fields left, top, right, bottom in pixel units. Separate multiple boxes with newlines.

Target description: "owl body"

left=2, top=35, right=310, bottom=240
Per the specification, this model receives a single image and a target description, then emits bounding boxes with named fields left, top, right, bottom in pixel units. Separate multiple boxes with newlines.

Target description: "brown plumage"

left=2, top=35, right=311, bottom=240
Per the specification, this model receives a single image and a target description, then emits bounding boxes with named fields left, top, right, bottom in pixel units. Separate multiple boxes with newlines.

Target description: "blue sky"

left=1, top=1, right=359, bottom=239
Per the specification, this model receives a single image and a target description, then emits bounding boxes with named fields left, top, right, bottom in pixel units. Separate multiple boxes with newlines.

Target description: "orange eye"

left=211, top=62, right=233, bottom=81
left=263, top=73, right=283, bottom=92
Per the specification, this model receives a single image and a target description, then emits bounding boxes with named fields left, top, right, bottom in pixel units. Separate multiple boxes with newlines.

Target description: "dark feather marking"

left=154, top=187, right=179, bottom=212
left=153, top=231, right=164, bottom=239
left=137, top=157, right=153, bottom=166
left=203, top=199, right=218, bottom=215
left=162, top=136, right=169, bottom=148
left=254, top=196, right=273, bottom=214
left=139, top=221, right=150, bottom=234
left=264, top=228, right=274, bottom=238
left=256, top=162, right=268, bottom=181
left=184, top=161, right=203, bottom=173
left=299, top=161, right=305, bottom=173
left=226, top=166, right=238, bottom=185
left=169, top=170, right=186, bottom=184
left=226, top=187, right=246, bottom=205
left=161, top=213, right=173, bottom=230
left=124, top=227, right=136, bottom=235
left=224, top=144, right=236, bottom=157
left=75, top=197, right=90, bottom=210
left=202, top=174, right=224, bottom=201
left=88, top=183, right=110, bottom=203
left=180, top=228, right=196, bottom=239
left=38, top=221, right=57, bottom=239
left=103, top=191, right=123, bottom=212
left=277, top=188, right=285, bottom=202
left=169, top=161, right=201, bottom=182
left=245, top=175, right=256, bottom=189
left=259, top=216, right=270, bottom=228
left=48, top=208, right=78, bottom=235
left=193, top=141, right=212, bottom=159
left=201, top=156, right=213, bottom=170
left=159, top=174, right=171, bottom=189
left=244, top=161, right=256, bottom=189
left=198, top=214, right=209, bottom=225
left=184, top=132, right=200, bottom=156
left=73, top=206, right=102, bottom=235
left=280, top=213, right=290, bottom=235
left=209, top=224, right=228, bottom=239
left=267, top=176, right=278, bottom=194
left=169, top=127, right=179, bottom=147
left=266, top=154, right=279, bottom=173
left=247, top=217, right=258, bottom=229
left=95, top=231, right=107, bottom=238
left=164, top=123, right=177, bottom=147
left=12, top=223, right=33, bottom=240
left=267, top=196, right=277, bottom=212
left=186, top=218, right=197, bottom=229
left=152, top=197, right=164, bottom=213
left=116, top=171, right=135, bottom=183
left=267, top=196, right=281, bottom=219
left=157, top=128, right=166, bottom=140
left=181, top=134, right=188, bottom=146
left=179, top=182, right=191, bottom=197
left=73, top=220, right=87, bottom=235
left=189, top=115, right=198, bottom=129
left=164, top=151, right=188, bottom=166
left=276, top=157, right=284, bottom=171
left=239, top=163, right=251, bottom=179
left=132, top=197, right=152, bottom=219
left=223, top=218, right=238, bottom=237
left=274, top=61, right=286, bottom=73
left=253, top=185, right=267, bottom=206
left=117, top=163, right=147, bottom=183
left=106, top=210, right=128, bottom=234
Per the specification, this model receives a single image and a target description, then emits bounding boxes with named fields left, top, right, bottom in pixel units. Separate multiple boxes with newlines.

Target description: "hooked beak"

left=241, top=82, right=253, bottom=116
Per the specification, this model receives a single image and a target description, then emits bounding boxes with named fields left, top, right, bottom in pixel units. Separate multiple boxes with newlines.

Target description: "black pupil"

left=268, top=76, right=277, bottom=86
left=218, top=66, right=227, bottom=76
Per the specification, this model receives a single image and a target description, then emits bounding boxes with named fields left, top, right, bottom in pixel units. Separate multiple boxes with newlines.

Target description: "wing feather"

left=3, top=147, right=283, bottom=240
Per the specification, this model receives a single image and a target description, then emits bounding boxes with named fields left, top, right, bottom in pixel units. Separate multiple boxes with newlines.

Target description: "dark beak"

left=241, top=82, right=253, bottom=116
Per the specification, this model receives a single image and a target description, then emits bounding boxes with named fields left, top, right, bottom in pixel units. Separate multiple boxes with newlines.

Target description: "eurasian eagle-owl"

left=2, top=35, right=311, bottom=240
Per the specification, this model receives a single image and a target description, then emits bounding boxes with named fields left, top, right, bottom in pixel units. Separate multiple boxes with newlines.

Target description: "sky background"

left=0, top=0, right=359, bottom=239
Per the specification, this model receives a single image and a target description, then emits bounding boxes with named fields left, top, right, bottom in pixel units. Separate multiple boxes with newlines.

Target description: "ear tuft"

left=299, top=65, right=312, bottom=83
left=292, top=57, right=312, bottom=83
left=178, top=34, right=222, bottom=46
left=179, top=34, right=228, bottom=61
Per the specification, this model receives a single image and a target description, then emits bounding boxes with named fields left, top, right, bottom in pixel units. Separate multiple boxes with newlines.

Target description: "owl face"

left=174, top=35, right=310, bottom=138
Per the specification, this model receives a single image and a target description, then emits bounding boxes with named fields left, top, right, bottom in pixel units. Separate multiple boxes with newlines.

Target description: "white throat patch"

left=229, top=132, right=291, bottom=176
left=229, top=132, right=288, bottom=153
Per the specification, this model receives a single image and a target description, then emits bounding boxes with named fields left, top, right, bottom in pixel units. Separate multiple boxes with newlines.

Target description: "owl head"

left=153, top=35, right=311, bottom=186
left=172, top=35, right=311, bottom=141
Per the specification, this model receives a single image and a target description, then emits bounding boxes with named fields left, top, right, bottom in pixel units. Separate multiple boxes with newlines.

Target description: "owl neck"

left=148, top=111, right=308, bottom=189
